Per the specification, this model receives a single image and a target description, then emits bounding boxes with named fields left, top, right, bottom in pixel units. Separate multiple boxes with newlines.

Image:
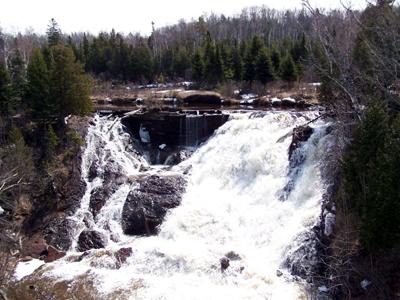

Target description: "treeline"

left=0, top=7, right=318, bottom=86
left=69, top=29, right=306, bottom=85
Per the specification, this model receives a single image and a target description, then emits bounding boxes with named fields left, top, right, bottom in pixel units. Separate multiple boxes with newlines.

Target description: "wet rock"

left=89, top=186, right=115, bottom=217
left=121, top=175, right=186, bottom=235
left=77, top=230, right=107, bottom=252
left=281, top=97, right=297, bottom=107
left=115, top=247, right=133, bottom=268
left=43, top=245, right=66, bottom=263
left=220, top=257, right=230, bottom=271
left=88, top=160, right=99, bottom=181
left=225, top=251, right=241, bottom=261
left=288, top=125, right=314, bottom=160
left=43, top=217, right=76, bottom=252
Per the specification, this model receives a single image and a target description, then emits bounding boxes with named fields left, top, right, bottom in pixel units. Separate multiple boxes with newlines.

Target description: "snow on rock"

left=271, top=97, right=281, bottom=104
left=0, top=206, right=4, bottom=215
left=159, top=144, right=167, bottom=150
left=14, top=259, right=45, bottom=280
left=282, top=97, right=296, bottom=103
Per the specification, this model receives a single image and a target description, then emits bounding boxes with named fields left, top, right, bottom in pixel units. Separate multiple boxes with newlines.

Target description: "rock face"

left=121, top=109, right=229, bottom=147
left=77, top=230, right=107, bottom=252
left=121, top=175, right=186, bottom=235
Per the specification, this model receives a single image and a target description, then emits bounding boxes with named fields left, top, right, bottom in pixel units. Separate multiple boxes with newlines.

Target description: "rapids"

left=13, top=110, right=333, bottom=300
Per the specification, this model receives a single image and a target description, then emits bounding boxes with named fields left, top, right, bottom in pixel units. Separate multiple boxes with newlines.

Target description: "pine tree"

left=281, top=53, right=298, bottom=83
left=49, top=45, right=92, bottom=119
left=271, top=47, right=281, bottom=76
left=232, top=45, right=243, bottom=82
left=191, top=49, right=204, bottom=82
left=47, top=18, right=62, bottom=47
left=26, top=48, right=52, bottom=122
left=0, top=63, right=12, bottom=116
left=7, top=50, right=26, bottom=102
left=256, top=47, right=275, bottom=85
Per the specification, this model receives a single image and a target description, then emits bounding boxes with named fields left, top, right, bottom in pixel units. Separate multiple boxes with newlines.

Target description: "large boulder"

left=77, top=230, right=107, bottom=252
left=121, top=175, right=186, bottom=235
left=43, top=217, right=77, bottom=252
left=177, top=90, right=222, bottom=104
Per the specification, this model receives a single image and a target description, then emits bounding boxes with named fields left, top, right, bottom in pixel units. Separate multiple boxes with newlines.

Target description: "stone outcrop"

left=121, top=175, right=186, bottom=235
left=121, top=108, right=229, bottom=147
left=77, top=230, right=107, bottom=252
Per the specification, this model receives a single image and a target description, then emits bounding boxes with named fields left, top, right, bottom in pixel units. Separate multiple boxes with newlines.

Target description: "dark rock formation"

left=225, top=251, right=241, bottom=261
left=177, top=90, right=222, bottom=104
left=121, top=175, right=186, bottom=235
left=77, top=230, right=107, bottom=252
left=115, top=247, right=133, bottom=268
left=220, top=257, right=230, bottom=271
left=289, top=125, right=314, bottom=160
left=89, top=185, right=116, bottom=217
left=43, top=217, right=77, bottom=252
left=121, top=109, right=229, bottom=147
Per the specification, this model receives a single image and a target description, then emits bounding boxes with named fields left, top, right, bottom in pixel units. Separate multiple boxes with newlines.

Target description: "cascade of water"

left=22, top=111, right=333, bottom=300
left=68, top=114, right=148, bottom=250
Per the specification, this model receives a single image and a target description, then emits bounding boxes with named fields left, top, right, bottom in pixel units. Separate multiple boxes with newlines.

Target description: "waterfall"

left=18, top=111, right=332, bottom=300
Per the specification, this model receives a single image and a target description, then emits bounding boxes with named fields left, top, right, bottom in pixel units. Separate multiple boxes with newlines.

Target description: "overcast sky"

left=1, top=0, right=368, bottom=35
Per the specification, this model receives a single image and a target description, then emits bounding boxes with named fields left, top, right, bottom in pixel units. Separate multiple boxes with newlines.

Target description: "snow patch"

left=14, top=259, right=45, bottom=280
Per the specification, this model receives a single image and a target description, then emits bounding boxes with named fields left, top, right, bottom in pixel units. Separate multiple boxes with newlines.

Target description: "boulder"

left=220, top=257, right=230, bottom=271
left=121, top=175, right=186, bottom=235
left=115, top=247, right=133, bottom=268
left=177, top=90, right=222, bottom=104
left=225, top=251, right=241, bottom=261
left=89, top=185, right=115, bottom=217
left=77, top=230, right=107, bottom=252
left=288, top=125, right=314, bottom=160
left=43, top=217, right=76, bottom=252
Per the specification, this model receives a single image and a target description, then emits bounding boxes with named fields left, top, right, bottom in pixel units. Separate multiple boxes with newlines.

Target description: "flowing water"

left=14, top=111, right=333, bottom=300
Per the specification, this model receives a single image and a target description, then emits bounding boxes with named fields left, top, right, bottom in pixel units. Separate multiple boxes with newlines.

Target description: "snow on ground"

left=14, top=259, right=45, bottom=280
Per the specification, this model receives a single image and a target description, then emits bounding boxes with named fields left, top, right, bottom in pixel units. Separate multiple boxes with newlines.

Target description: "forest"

left=0, top=1, right=400, bottom=299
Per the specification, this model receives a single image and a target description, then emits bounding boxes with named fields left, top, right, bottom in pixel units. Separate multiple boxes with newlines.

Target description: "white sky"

left=1, top=0, right=368, bottom=36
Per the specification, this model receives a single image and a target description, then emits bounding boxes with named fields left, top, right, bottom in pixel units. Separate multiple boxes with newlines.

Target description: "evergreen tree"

left=47, top=18, right=62, bottom=47
left=231, top=45, right=243, bottom=82
left=7, top=50, right=26, bottom=101
left=271, top=47, right=281, bottom=76
left=256, top=47, right=275, bottom=85
left=191, top=49, right=204, bottom=82
left=0, top=63, right=12, bottom=116
left=48, top=45, right=92, bottom=119
left=281, top=53, right=298, bottom=83
left=26, top=48, right=52, bottom=121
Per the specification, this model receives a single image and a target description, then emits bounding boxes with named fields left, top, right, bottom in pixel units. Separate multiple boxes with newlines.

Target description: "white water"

left=21, top=111, right=332, bottom=300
